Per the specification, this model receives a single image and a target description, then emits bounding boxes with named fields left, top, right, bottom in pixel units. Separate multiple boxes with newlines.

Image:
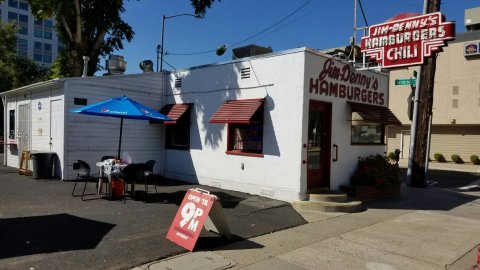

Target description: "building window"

left=166, top=123, right=190, bottom=150
left=44, top=31, right=52, bottom=40
left=209, top=98, right=265, bottom=157
left=351, top=123, right=385, bottom=145
left=228, top=124, right=263, bottom=154
left=8, top=11, right=16, bottom=22
left=17, top=38, right=28, bottom=56
left=452, top=86, right=459, bottom=95
left=9, top=110, right=15, bottom=139
left=43, top=55, right=52, bottom=63
left=8, top=0, right=18, bottom=8
left=160, top=104, right=192, bottom=150
left=44, top=20, right=53, bottom=28
left=19, top=0, right=28, bottom=11
left=452, top=99, right=459, bottom=109
left=34, top=53, right=42, bottom=62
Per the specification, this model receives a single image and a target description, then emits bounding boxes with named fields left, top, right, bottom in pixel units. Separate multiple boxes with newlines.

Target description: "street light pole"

left=158, top=13, right=202, bottom=72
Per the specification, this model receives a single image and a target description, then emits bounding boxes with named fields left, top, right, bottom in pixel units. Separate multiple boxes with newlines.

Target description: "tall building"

left=0, top=0, right=62, bottom=68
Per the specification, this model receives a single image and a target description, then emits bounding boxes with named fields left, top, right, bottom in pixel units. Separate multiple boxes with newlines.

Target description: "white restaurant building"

left=2, top=47, right=401, bottom=202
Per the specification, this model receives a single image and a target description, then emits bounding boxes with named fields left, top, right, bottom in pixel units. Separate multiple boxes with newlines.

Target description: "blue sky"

left=107, top=0, right=479, bottom=74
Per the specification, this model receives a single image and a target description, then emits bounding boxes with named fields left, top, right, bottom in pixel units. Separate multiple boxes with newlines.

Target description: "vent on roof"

left=240, top=67, right=251, bottom=79
left=174, top=78, right=182, bottom=88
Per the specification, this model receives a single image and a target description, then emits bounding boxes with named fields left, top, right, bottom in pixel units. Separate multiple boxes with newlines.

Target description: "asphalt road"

left=0, top=165, right=306, bottom=270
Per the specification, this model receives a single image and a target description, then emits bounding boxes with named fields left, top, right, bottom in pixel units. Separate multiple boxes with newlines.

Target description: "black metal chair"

left=144, top=160, right=158, bottom=194
left=121, top=163, right=146, bottom=201
left=72, top=160, right=93, bottom=201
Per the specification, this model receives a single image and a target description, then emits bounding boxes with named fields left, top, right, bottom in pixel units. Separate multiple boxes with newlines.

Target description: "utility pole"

left=409, top=0, right=441, bottom=187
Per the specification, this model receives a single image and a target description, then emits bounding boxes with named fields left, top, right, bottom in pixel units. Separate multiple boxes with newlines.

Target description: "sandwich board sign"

left=166, top=188, right=231, bottom=251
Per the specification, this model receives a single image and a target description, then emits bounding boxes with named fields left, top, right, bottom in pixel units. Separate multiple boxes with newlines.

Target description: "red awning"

left=209, top=98, right=265, bottom=124
left=348, top=102, right=402, bottom=126
left=160, top=103, right=192, bottom=124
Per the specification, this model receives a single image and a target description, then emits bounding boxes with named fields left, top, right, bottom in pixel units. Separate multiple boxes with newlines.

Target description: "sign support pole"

left=406, top=66, right=421, bottom=186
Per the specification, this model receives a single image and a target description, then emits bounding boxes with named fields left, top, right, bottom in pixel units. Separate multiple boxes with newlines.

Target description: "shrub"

left=470, top=155, right=480, bottom=165
left=387, top=152, right=396, bottom=159
left=451, top=154, right=464, bottom=164
left=434, top=153, right=446, bottom=162
left=350, top=154, right=400, bottom=188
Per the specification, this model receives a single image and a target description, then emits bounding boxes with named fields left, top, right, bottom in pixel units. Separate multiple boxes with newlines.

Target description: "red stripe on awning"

left=209, top=98, right=265, bottom=124
left=160, top=103, right=192, bottom=124
left=348, top=102, right=402, bottom=126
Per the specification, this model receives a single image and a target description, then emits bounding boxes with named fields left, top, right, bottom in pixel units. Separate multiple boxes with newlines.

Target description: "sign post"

left=361, top=7, right=454, bottom=187
left=166, top=188, right=230, bottom=251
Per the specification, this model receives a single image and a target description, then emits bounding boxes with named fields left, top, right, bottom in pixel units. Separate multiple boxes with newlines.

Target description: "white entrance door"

left=50, top=99, right=63, bottom=154
left=17, top=104, right=31, bottom=161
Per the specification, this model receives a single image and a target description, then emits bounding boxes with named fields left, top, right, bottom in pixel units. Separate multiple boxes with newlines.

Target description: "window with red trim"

left=209, top=98, right=265, bottom=157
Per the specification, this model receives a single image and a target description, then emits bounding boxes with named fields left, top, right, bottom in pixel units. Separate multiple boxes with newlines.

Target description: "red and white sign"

left=166, top=189, right=216, bottom=251
left=361, top=12, right=455, bottom=68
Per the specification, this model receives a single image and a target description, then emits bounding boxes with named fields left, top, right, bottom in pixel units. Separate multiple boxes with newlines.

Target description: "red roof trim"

left=160, top=103, right=192, bottom=124
left=209, top=98, right=265, bottom=124
left=348, top=102, right=402, bottom=126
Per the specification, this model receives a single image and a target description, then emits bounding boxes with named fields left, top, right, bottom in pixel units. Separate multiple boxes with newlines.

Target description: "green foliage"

left=387, top=152, right=396, bottom=160
left=190, top=0, right=220, bottom=16
left=350, top=154, right=400, bottom=188
left=28, top=0, right=134, bottom=77
left=470, top=155, right=480, bottom=165
left=0, top=21, right=48, bottom=92
left=433, top=153, right=446, bottom=162
left=451, top=154, right=463, bottom=164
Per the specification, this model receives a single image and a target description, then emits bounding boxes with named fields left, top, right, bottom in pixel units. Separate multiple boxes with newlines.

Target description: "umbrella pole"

left=118, top=117, right=123, bottom=159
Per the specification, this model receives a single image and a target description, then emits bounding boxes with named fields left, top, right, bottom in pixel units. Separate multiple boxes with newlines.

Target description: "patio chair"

left=97, top=156, right=116, bottom=194
left=71, top=160, right=98, bottom=201
left=121, top=163, right=147, bottom=201
left=144, top=160, right=158, bottom=194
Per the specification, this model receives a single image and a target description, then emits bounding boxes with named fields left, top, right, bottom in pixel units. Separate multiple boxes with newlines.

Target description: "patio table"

left=96, top=160, right=127, bottom=199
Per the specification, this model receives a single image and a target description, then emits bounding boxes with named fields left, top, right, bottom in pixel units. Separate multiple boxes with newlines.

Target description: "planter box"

left=340, top=183, right=401, bottom=202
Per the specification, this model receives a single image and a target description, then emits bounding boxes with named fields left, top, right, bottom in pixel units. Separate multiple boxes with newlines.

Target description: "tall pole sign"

left=361, top=8, right=455, bottom=187
left=361, top=12, right=454, bottom=68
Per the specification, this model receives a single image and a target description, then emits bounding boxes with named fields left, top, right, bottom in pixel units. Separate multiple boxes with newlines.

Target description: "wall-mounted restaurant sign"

left=361, top=12, right=455, bottom=68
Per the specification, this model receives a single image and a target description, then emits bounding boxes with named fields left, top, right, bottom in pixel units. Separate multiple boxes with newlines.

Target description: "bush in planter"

left=434, top=153, right=446, bottom=162
left=451, top=154, right=463, bottom=164
left=350, top=154, right=400, bottom=188
left=387, top=152, right=396, bottom=160
left=470, top=155, right=480, bottom=165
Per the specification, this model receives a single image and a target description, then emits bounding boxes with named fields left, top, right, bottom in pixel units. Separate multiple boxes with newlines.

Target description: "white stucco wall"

left=304, top=51, right=389, bottom=190
left=164, top=49, right=306, bottom=202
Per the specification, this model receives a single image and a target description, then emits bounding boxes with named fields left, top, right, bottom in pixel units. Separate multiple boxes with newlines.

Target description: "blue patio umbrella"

left=70, top=95, right=171, bottom=158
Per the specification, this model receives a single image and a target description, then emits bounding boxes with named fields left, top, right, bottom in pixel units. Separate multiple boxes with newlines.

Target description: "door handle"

left=333, top=144, right=338, bottom=162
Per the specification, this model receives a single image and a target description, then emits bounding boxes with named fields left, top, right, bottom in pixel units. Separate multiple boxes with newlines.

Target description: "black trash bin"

left=31, top=152, right=56, bottom=179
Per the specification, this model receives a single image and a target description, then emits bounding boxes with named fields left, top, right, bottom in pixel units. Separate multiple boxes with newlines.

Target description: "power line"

left=358, top=0, right=368, bottom=26
left=168, top=0, right=313, bottom=56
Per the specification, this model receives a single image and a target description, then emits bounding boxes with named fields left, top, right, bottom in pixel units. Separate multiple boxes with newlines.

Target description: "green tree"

left=0, top=21, right=48, bottom=92
left=28, top=0, right=134, bottom=77
left=27, top=0, right=219, bottom=78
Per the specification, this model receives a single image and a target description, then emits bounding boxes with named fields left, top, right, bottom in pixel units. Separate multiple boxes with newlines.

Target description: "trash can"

left=31, top=152, right=56, bottom=179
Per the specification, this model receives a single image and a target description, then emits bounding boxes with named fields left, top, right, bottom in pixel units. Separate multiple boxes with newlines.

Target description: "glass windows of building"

left=19, top=0, right=28, bottom=11
left=8, top=11, right=16, bottom=22
left=18, top=13, right=28, bottom=35
left=17, top=38, right=28, bottom=57
left=44, top=20, right=53, bottom=28
left=44, top=31, right=52, bottom=40
left=8, top=0, right=18, bottom=8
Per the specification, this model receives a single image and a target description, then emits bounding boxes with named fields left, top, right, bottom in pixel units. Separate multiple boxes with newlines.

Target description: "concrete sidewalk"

left=139, top=172, right=480, bottom=270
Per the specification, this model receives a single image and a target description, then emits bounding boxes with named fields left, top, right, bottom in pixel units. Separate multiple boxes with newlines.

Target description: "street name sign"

left=395, top=79, right=416, bottom=85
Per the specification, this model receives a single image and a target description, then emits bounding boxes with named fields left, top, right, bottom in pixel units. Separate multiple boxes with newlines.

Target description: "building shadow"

left=358, top=168, right=480, bottom=211
left=0, top=213, right=115, bottom=259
